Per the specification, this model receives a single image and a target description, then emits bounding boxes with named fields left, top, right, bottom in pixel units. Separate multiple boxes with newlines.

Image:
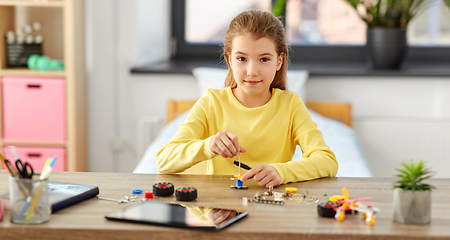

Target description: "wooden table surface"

left=1, top=170, right=450, bottom=240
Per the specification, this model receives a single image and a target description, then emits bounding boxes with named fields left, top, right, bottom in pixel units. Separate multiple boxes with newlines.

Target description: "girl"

left=156, top=10, right=337, bottom=188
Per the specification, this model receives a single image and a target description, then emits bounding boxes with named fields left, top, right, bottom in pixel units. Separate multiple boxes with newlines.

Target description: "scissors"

left=15, top=160, right=34, bottom=178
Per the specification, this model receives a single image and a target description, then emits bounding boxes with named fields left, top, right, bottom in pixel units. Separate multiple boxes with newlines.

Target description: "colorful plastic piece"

left=317, top=187, right=380, bottom=226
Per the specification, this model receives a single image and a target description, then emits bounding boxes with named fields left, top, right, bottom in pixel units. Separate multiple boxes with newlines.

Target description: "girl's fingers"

left=220, top=137, right=237, bottom=157
left=239, top=145, right=247, bottom=153
left=258, top=174, right=271, bottom=187
left=265, top=180, right=278, bottom=189
left=213, top=140, right=230, bottom=158
left=240, top=164, right=262, bottom=181
left=210, top=129, right=245, bottom=158
left=224, top=130, right=240, bottom=155
left=240, top=164, right=281, bottom=187
left=218, top=140, right=233, bottom=158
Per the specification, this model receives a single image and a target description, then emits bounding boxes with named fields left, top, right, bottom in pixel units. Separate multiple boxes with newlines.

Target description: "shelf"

left=0, top=0, right=88, bottom=172
left=131, top=58, right=450, bottom=77
left=0, top=0, right=64, bottom=7
left=1, top=139, right=66, bottom=147
left=0, top=68, right=65, bottom=77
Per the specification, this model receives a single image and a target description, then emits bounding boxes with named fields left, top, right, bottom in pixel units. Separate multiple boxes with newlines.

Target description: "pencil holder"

left=9, top=176, right=50, bottom=224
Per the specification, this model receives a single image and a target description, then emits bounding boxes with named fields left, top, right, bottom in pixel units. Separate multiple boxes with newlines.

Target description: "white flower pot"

left=392, top=188, right=431, bottom=224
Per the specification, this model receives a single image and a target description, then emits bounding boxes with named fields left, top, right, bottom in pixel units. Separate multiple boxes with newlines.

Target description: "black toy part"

left=175, top=187, right=198, bottom=201
left=318, top=202, right=339, bottom=218
left=153, top=182, right=175, bottom=197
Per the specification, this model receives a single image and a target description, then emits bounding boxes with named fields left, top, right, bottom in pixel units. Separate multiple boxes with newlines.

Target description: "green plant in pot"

left=393, top=160, right=435, bottom=224
left=345, top=0, right=450, bottom=69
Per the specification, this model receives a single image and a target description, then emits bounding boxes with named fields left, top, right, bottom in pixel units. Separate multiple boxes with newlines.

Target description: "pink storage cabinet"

left=2, top=76, right=66, bottom=142
left=2, top=146, right=66, bottom=172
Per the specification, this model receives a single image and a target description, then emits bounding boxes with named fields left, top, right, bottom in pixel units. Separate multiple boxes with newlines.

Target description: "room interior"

left=1, top=0, right=450, bottom=178
left=88, top=0, right=450, bottom=178
left=1, top=0, right=450, bottom=237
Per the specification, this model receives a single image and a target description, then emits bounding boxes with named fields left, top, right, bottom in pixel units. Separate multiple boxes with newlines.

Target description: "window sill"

left=130, top=58, right=450, bottom=77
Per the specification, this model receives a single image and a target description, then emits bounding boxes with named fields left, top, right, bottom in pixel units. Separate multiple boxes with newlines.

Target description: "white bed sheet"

left=133, top=109, right=372, bottom=177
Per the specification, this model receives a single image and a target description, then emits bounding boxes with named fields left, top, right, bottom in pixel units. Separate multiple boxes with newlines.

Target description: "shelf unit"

left=0, top=0, right=87, bottom=171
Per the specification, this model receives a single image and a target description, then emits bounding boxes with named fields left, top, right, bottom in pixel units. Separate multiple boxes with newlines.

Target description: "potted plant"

left=345, top=0, right=450, bottom=69
left=393, top=160, right=435, bottom=224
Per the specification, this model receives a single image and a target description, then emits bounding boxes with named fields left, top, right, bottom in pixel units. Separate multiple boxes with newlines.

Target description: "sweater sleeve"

left=156, top=91, right=217, bottom=174
left=270, top=98, right=338, bottom=184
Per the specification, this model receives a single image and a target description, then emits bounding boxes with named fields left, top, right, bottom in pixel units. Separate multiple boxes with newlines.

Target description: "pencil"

left=1, top=152, right=30, bottom=198
left=23, top=156, right=57, bottom=220
left=0, top=152, right=14, bottom=176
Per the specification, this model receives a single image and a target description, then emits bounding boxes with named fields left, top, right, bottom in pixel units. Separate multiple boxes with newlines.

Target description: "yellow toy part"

left=342, top=187, right=349, bottom=200
left=329, top=195, right=345, bottom=202
left=365, top=216, right=376, bottom=226
left=285, top=187, right=297, bottom=193
left=335, top=210, right=345, bottom=221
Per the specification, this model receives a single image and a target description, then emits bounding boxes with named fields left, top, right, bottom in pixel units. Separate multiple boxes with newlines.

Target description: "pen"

left=20, top=156, right=57, bottom=220
left=0, top=151, right=15, bottom=176
left=2, top=153, right=30, bottom=198
left=8, top=145, right=20, bottom=162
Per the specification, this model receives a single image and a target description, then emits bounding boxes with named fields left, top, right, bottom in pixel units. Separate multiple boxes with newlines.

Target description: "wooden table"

left=1, top=170, right=450, bottom=240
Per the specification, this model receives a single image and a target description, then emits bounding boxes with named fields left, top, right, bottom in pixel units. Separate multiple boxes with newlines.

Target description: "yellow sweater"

left=156, top=87, right=338, bottom=184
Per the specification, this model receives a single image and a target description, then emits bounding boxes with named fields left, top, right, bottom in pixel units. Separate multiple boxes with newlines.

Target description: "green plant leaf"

left=345, top=0, right=450, bottom=28
left=271, top=0, right=287, bottom=17
left=393, top=160, right=435, bottom=191
left=445, top=0, right=450, bottom=8
left=346, top=0, right=360, bottom=9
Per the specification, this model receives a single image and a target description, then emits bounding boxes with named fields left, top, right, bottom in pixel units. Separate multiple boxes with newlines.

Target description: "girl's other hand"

left=240, top=163, right=281, bottom=188
left=210, top=129, right=246, bottom=158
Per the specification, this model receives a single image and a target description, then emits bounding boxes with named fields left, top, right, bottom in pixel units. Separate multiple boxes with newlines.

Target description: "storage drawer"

left=2, top=76, right=66, bottom=141
left=2, top=146, right=66, bottom=172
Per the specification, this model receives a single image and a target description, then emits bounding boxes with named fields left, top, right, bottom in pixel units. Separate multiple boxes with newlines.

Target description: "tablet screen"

left=105, top=201, right=248, bottom=231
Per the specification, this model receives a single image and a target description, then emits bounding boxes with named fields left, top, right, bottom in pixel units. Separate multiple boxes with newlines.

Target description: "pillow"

left=133, top=111, right=190, bottom=174
left=192, top=67, right=309, bottom=101
left=134, top=108, right=372, bottom=177
left=294, top=109, right=373, bottom=177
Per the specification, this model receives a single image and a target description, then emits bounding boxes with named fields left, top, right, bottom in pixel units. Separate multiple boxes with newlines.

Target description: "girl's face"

left=229, top=34, right=283, bottom=100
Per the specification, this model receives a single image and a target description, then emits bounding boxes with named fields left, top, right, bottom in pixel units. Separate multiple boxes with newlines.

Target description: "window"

left=173, top=0, right=450, bottom=62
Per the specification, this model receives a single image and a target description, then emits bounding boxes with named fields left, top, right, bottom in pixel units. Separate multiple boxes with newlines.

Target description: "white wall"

left=86, top=0, right=198, bottom=172
left=86, top=0, right=450, bottom=178
left=307, top=77, right=450, bottom=178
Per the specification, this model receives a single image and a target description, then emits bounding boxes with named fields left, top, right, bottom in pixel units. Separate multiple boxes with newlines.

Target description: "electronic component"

left=243, top=186, right=319, bottom=205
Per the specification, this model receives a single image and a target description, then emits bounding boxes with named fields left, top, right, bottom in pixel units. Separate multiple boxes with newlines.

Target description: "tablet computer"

left=105, top=201, right=248, bottom=231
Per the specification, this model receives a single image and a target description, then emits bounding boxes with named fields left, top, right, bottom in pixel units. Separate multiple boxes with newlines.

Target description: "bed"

left=133, top=67, right=372, bottom=177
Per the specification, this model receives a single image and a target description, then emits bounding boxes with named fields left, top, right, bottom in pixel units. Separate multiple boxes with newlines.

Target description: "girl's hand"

left=209, top=209, right=238, bottom=227
left=210, top=129, right=246, bottom=158
left=240, top=163, right=281, bottom=188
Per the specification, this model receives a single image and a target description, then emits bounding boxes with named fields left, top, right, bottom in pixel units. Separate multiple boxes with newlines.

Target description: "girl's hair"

left=223, top=10, right=289, bottom=90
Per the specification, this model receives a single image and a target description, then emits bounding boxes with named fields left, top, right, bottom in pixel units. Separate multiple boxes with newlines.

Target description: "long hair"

left=223, top=10, right=289, bottom=90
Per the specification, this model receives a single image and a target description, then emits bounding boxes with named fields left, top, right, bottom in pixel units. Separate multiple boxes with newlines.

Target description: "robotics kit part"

left=175, top=187, right=198, bottom=201
left=153, top=182, right=175, bottom=197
